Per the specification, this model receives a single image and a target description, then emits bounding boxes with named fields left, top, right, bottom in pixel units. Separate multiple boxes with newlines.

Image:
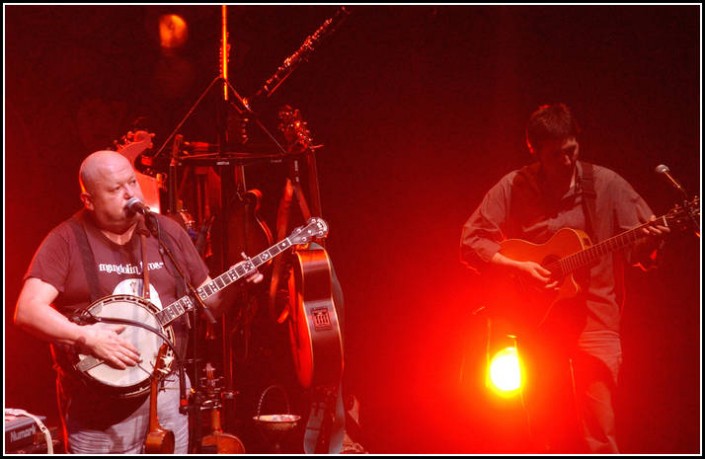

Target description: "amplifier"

left=7, top=436, right=62, bottom=454
left=4, top=410, right=55, bottom=454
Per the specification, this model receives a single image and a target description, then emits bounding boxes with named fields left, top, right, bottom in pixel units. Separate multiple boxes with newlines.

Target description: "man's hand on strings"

left=78, top=323, right=141, bottom=369
left=236, top=252, right=264, bottom=284
left=641, top=215, right=671, bottom=238
left=491, top=252, right=559, bottom=291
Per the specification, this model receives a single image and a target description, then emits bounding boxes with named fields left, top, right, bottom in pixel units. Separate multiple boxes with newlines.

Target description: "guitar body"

left=288, top=246, right=344, bottom=389
left=201, top=430, right=246, bottom=454
left=496, top=227, right=593, bottom=330
left=145, top=428, right=175, bottom=454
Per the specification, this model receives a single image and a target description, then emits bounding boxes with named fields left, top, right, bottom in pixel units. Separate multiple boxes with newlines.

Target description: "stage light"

left=487, top=344, right=523, bottom=396
left=159, top=14, right=188, bottom=51
left=483, top=316, right=524, bottom=398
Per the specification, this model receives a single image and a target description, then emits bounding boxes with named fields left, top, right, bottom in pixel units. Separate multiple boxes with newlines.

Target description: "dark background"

left=4, top=5, right=701, bottom=454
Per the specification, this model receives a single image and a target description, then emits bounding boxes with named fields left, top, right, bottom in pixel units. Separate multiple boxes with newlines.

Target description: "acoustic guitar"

left=144, top=343, right=175, bottom=454
left=287, top=245, right=344, bottom=390
left=268, top=107, right=343, bottom=453
left=269, top=105, right=322, bottom=323
left=494, top=196, right=699, bottom=330
left=288, top=245, right=345, bottom=454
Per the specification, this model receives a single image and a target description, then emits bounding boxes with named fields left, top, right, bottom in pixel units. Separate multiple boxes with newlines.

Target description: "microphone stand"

left=655, top=165, right=700, bottom=238
left=146, top=213, right=218, bottom=326
left=142, top=212, right=217, bottom=426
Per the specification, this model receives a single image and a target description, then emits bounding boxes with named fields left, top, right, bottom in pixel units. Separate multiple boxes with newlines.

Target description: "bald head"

left=79, top=150, right=133, bottom=194
left=78, top=150, right=143, bottom=233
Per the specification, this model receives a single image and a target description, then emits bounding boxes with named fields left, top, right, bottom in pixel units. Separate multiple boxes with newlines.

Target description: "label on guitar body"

left=311, top=307, right=333, bottom=330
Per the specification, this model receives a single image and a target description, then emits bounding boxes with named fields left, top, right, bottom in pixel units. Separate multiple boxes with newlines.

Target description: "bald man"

left=15, top=150, right=228, bottom=453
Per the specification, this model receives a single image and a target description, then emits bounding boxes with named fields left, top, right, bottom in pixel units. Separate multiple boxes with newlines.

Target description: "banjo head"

left=74, top=295, right=175, bottom=398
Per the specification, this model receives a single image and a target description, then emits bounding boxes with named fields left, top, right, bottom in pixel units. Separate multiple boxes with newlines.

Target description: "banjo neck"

left=156, top=218, right=327, bottom=328
left=66, top=218, right=328, bottom=398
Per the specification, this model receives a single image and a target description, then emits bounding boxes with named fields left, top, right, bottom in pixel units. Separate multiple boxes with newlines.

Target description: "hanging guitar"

left=60, top=218, right=329, bottom=398
left=266, top=106, right=344, bottom=387
left=493, top=195, right=700, bottom=331
left=200, top=363, right=246, bottom=454
left=269, top=105, right=322, bottom=322
left=144, top=343, right=175, bottom=454
left=271, top=107, right=344, bottom=453
left=115, top=130, right=163, bottom=214
left=290, top=246, right=345, bottom=455
left=287, top=245, right=344, bottom=390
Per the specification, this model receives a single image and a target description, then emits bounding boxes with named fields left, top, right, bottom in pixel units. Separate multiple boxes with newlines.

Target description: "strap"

left=68, top=214, right=101, bottom=303
left=303, top=383, right=345, bottom=454
left=155, top=219, right=187, bottom=299
left=146, top=216, right=191, bottom=362
left=139, top=231, right=151, bottom=299
left=579, top=162, right=597, bottom=239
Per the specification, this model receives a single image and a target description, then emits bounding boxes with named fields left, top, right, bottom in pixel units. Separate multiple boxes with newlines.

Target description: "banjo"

left=62, top=217, right=329, bottom=398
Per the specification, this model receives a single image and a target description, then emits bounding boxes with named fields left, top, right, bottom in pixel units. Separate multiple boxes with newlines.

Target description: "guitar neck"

left=148, top=344, right=169, bottom=431
left=156, top=237, right=294, bottom=327
left=551, top=215, right=668, bottom=276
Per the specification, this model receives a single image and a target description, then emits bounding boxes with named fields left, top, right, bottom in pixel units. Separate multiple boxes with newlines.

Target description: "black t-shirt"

left=26, top=209, right=209, bottom=400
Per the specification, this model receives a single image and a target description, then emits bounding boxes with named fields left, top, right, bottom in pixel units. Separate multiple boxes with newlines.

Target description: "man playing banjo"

left=14, top=150, right=233, bottom=454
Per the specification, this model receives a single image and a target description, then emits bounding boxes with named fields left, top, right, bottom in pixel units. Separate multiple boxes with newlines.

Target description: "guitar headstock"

left=665, top=195, right=700, bottom=233
left=278, top=105, right=315, bottom=155
left=115, top=130, right=155, bottom=163
left=289, top=217, right=329, bottom=245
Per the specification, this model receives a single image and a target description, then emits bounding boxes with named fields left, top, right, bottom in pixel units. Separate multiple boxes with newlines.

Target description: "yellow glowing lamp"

left=487, top=345, right=523, bottom=396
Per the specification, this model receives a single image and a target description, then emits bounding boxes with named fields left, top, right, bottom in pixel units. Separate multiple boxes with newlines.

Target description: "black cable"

left=71, top=310, right=181, bottom=362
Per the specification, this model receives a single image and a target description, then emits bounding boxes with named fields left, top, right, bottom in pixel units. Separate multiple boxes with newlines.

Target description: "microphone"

left=655, top=164, right=688, bottom=197
left=126, top=197, right=152, bottom=215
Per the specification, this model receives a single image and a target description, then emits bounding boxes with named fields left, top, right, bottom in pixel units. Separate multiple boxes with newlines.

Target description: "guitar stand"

left=304, top=383, right=343, bottom=454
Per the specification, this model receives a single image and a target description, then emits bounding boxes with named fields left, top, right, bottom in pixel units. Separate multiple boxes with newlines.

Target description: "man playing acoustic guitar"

left=460, top=103, right=672, bottom=453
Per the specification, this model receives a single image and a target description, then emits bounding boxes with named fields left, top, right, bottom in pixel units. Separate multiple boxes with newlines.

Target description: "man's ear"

left=80, top=192, right=94, bottom=211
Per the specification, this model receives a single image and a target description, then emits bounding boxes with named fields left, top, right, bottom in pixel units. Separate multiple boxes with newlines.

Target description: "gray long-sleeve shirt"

left=460, top=160, right=658, bottom=333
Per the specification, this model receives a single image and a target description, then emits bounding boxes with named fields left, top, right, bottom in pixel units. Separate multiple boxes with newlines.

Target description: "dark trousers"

left=519, top=329, right=621, bottom=453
